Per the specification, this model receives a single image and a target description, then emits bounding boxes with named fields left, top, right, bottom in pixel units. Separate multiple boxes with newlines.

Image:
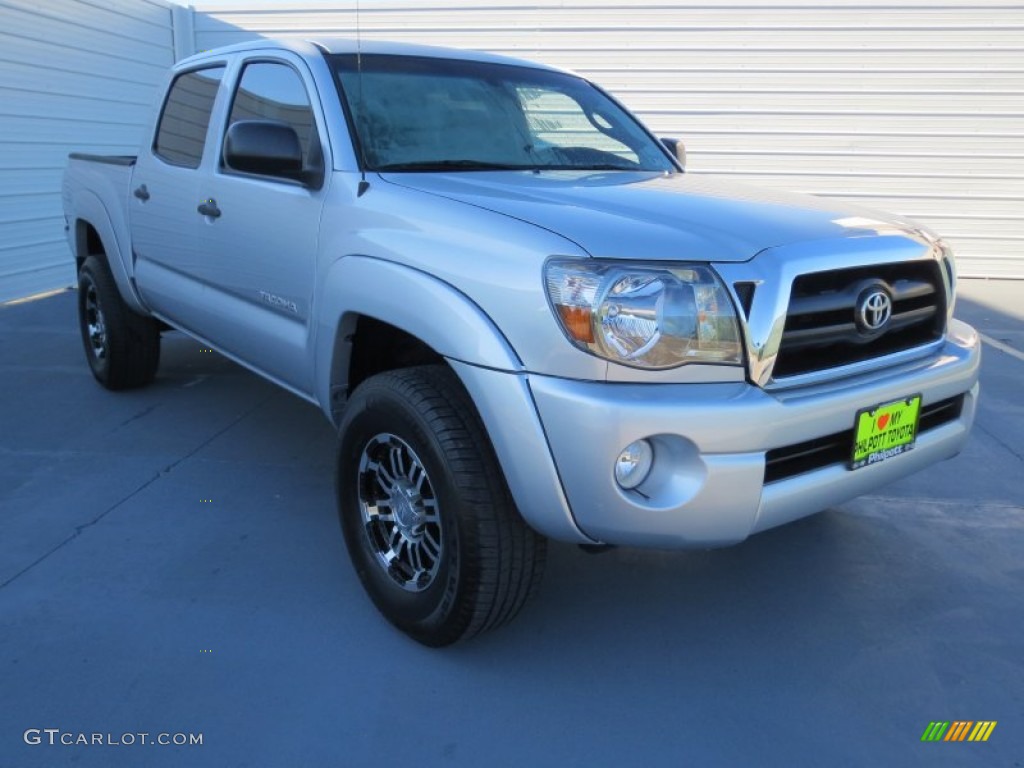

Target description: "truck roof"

left=178, top=37, right=565, bottom=75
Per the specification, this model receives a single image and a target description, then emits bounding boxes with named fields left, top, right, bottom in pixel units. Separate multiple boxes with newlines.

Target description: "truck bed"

left=62, top=153, right=141, bottom=312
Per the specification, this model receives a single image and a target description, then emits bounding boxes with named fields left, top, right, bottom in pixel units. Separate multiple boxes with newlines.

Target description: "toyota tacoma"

left=62, top=39, right=980, bottom=645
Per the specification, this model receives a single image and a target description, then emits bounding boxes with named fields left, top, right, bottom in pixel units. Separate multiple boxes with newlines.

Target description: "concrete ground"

left=1, top=279, right=1021, bottom=767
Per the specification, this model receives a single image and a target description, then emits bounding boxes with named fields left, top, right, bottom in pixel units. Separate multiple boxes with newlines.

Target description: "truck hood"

left=380, top=170, right=928, bottom=262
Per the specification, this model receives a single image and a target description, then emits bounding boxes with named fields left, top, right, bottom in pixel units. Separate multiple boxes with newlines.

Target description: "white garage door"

left=0, top=0, right=175, bottom=303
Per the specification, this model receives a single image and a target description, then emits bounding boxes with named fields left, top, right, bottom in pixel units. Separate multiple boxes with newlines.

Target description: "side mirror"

left=660, top=137, right=686, bottom=171
left=224, top=120, right=304, bottom=181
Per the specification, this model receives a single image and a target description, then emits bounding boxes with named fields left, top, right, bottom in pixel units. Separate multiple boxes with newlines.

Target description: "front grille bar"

left=772, top=262, right=946, bottom=379
left=782, top=278, right=937, bottom=351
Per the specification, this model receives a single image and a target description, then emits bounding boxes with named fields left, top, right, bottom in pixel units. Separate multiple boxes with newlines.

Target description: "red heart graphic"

left=877, top=414, right=890, bottom=430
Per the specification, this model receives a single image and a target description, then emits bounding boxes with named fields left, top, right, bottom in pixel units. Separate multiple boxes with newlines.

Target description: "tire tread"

left=78, top=256, right=160, bottom=390
left=340, top=365, right=546, bottom=645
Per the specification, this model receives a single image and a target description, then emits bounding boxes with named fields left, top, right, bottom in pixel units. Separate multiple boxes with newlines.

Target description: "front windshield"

left=331, top=54, right=676, bottom=173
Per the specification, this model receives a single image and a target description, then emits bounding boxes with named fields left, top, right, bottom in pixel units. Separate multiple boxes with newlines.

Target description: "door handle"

left=197, top=199, right=221, bottom=219
left=133, top=184, right=150, bottom=201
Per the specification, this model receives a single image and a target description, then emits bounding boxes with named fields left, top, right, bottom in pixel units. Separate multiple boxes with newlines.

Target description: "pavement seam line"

left=0, top=393, right=275, bottom=591
left=0, top=471, right=167, bottom=591
left=857, top=495, right=1023, bottom=511
left=980, top=332, right=1024, bottom=364
left=972, top=420, right=1024, bottom=466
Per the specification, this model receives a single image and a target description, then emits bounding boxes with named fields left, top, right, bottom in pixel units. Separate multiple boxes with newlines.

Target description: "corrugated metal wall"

left=0, top=0, right=175, bottom=302
left=1, top=0, right=1019, bottom=302
left=192, top=0, right=1024, bottom=279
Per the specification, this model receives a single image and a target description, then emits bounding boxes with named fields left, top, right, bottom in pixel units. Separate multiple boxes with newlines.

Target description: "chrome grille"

left=773, top=262, right=946, bottom=379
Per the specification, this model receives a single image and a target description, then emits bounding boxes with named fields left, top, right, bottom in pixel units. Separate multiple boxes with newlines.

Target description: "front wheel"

left=336, top=365, right=546, bottom=646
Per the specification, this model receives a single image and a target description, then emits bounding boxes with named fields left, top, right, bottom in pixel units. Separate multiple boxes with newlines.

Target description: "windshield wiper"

left=375, top=159, right=536, bottom=172
left=535, top=163, right=642, bottom=172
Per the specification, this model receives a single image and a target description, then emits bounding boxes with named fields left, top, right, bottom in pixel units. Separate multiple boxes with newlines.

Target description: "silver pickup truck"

left=63, top=38, right=980, bottom=645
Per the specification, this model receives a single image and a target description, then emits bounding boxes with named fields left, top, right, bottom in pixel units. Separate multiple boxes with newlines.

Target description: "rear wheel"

left=337, top=365, right=546, bottom=646
left=77, top=256, right=160, bottom=390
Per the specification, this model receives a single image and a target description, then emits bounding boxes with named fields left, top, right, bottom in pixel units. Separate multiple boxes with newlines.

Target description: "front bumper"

left=457, top=320, right=980, bottom=548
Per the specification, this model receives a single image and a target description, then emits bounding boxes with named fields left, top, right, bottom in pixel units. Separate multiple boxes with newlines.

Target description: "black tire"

left=336, top=365, right=546, bottom=646
left=77, top=255, right=160, bottom=390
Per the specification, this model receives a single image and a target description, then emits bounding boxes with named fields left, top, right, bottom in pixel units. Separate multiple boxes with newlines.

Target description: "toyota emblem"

left=857, top=289, right=892, bottom=333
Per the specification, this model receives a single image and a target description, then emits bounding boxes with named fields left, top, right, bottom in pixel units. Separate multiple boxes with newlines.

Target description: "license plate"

left=851, top=394, right=922, bottom=470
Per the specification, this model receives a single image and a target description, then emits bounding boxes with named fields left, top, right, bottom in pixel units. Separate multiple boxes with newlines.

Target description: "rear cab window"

left=153, top=67, right=226, bottom=168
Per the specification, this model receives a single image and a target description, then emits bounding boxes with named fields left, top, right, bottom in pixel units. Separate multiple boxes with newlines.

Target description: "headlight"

left=544, top=259, right=742, bottom=369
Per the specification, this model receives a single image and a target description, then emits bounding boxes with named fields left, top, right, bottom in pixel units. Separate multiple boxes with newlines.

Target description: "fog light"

left=614, top=439, right=654, bottom=490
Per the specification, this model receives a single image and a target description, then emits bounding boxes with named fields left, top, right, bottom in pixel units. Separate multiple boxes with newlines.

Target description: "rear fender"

left=72, top=190, right=148, bottom=314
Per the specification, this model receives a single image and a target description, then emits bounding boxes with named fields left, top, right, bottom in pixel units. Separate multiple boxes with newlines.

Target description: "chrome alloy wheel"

left=357, top=433, right=443, bottom=592
left=83, top=280, right=108, bottom=361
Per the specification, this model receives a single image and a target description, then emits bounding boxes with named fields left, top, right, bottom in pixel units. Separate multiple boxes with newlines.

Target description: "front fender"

left=314, top=254, right=523, bottom=421
left=314, top=254, right=591, bottom=543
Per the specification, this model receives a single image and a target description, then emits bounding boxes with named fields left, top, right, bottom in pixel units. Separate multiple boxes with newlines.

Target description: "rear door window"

left=154, top=67, right=226, bottom=168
